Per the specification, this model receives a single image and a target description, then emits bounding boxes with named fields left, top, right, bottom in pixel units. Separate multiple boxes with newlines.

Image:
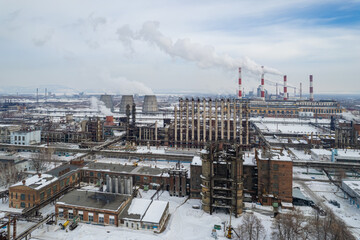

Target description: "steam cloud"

left=90, top=97, right=112, bottom=116
left=117, top=21, right=282, bottom=75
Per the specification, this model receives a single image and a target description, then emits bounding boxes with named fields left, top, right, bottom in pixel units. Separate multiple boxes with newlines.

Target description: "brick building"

left=56, top=190, right=131, bottom=227
left=256, top=150, right=293, bottom=206
left=9, top=164, right=81, bottom=209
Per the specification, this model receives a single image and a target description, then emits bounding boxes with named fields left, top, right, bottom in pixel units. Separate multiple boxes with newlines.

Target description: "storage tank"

left=115, top=177, right=119, bottom=194
left=106, top=175, right=110, bottom=192
left=142, top=95, right=158, bottom=113
left=120, top=177, right=125, bottom=194
left=119, top=95, right=134, bottom=113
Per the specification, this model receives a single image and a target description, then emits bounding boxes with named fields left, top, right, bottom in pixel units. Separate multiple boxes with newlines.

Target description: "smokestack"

left=283, top=75, right=288, bottom=101
left=309, top=75, right=314, bottom=101
left=238, top=67, right=242, bottom=99
left=261, top=66, right=265, bottom=101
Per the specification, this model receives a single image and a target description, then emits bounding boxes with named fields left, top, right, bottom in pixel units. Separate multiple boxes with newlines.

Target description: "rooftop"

left=142, top=200, right=168, bottom=223
left=119, top=198, right=152, bottom=221
left=84, top=162, right=168, bottom=176
left=12, top=173, right=58, bottom=190
left=56, top=190, right=130, bottom=212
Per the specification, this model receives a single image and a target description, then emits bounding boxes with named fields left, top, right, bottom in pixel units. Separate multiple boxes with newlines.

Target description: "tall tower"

left=260, top=66, right=265, bottom=101
left=309, top=75, right=314, bottom=101
left=238, top=67, right=242, bottom=99
left=283, top=75, right=288, bottom=100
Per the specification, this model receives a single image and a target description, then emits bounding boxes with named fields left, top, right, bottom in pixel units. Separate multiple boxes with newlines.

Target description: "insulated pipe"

left=283, top=75, right=288, bottom=100
left=309, top=75, right=314, bottom=101
left=191, top=99, right=195, bottom=141
left=238, top=67, right=242, bottom=99
left=261, top=66, right=265, bottom=101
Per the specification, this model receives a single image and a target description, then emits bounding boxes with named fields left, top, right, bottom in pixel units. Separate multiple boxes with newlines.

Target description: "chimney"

left=22, top=180, right=26, bottom=185
left=309, top=75, right=314, bottom=101
left=283, top=75, right=288, bottom=100
left=38, top=173, right=41, bottom=178
left=261, top=66, right=265, bottom=101
left=238, top=67, right=242, bottom=99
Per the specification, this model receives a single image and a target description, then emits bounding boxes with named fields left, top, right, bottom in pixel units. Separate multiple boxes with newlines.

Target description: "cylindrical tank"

left=106, top=175, right=110, bottom=192
left=129, top=177, right=133, bottom=194
left=120, top=95, right=134, bottom=113
left=142, top=95, right=158, bottom=113
left=120, top=177, right=125, bottom=194
left=112, top=177, right=116, bottom=193
left=115, top=178, right=119, bottom=194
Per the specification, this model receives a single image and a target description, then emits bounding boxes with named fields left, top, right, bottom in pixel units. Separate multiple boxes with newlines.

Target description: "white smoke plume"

left=98, top=74, right=154, bottom=95
left=90, top=96, right=112, bottom=116
left=117, top=21, right=282, bottom=75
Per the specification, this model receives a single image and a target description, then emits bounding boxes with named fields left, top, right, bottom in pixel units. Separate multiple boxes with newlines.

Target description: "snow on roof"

left=142, top=200, right=168, bottom=223
left=127, top=198, right=151, bottom=218
left=310, top=149, right=332, bottom=156
left=12, top=173, right=58, bottom=190
left=336, top=149, right=360, bottom=158
left=191, top=156, right=202, bottom=166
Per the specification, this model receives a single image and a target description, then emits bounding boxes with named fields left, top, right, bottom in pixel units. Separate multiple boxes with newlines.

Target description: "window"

left=28, top=194, right=30, bottom=201
left=88, top=215, right=93, bottom=222
left=131, top=223, right=134, bottom=228
left=21, top=194, right=25, bottom=200
left=90, top=172, right=94, bottom=177
left=20, top=202, right=25, bottom=208
left=126, top=222, right=128, bottom=227
left=109, top=218, right=115, bottom=225
left=66, top=178, right=70, bottom=185
left=22, top=136, right=25, bottom=141
left=59, top=211, right=63, bottom=218
left=68, top=212, right=73, bottom=219
left=72, top=175, right=75, bottom=180
left=33, top=195, right=35, bottom=201
left=273, top=164, right=279, bottom=171
left=97, top=173, right=101, bottom=178
left=47, top=188, right=51, bottom=198
left=79, top=214, right=83, bottom=221
left=53, top=185, right=57, bottom=193
left=135, top=176, right=140, bottom=181
left=99, top=216, right=104, bottom=223
left=16, top=193, right=17, bottom=199
left=40, top=192, right=44, bottom=201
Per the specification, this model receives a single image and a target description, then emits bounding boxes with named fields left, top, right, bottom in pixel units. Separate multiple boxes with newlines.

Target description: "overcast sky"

left=0, top=0, right=359, bottom=95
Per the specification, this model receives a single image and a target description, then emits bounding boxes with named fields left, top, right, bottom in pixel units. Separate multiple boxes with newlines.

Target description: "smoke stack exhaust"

left=261, top=66, right=265, bottom=101
left=238, top=67, right=242, bottom=99
left=283, top=75, right=288, bottom=101
left=309, top=75, right=314, bottom=101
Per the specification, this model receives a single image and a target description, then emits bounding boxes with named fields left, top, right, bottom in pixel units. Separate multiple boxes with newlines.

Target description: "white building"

left=342, top=180, right=360, bottom=209
left=10, top=130, right=41, bottom=145
left=310, top=149, right=332, bottom=161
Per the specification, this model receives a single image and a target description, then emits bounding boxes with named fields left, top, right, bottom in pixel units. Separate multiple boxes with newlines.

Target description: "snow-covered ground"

left=27, top=189, right=279, bottom=240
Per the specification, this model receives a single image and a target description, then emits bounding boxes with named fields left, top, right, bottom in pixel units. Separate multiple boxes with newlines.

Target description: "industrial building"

left=9, top=164, right=81, bottom=209
left=56, top=190, right=131, bottom=227
left=172, top=98, right=250, bottom=148
left=10, top=129, right=41, bottom=145
left=201, top=144, right=244, bottom=217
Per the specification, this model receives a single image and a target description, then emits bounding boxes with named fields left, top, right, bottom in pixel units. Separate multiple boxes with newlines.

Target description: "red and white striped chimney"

left=261, top=66, right=265, bottom=101
left=309, top=75, right=314, bottom=101
left=283, top=75, right=288, bottom=100
left=238, top=67, right=242, bottom=99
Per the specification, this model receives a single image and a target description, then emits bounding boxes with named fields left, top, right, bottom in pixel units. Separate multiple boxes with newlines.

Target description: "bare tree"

left=308, top=211, right=355, bottom=240
left=272, top=209, right=309, bottom=240
left=0, top=163, right=24, bottom=187
left=236, top=213, right=265, bottom=240
left=32, top=147, right=53, bottom=173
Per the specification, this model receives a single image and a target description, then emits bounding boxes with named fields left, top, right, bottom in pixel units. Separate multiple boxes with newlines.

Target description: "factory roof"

left=11, top=173, right=58, bottom=190
left=83, top=162, right=168, bottom=176
left=119, top=198, right=152, bottom=221
left=56, top=190, right=130, bottom=212
left=342, top=180, right=360, bottom=198
left=142, top=200, right=168, bottom=224
left=46, top=164, right=81, bottom=178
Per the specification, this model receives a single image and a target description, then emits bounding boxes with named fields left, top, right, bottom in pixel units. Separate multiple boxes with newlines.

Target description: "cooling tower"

left=100, top=94, right=114, bottom=112
left=119, top=95, right=134, bottom=113
left=142, top=95, right=158, bottom=113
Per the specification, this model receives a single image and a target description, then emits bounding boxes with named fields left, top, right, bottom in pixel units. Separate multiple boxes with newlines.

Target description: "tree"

left=271, top=209, right=309, bottom=240
left=236, top=213, right=266, bottom=240
left=0, top=163, right=24, bottom=187
left=32, top=147, right=53, bottom=173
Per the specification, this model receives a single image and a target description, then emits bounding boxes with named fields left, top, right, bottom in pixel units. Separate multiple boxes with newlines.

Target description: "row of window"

left=59, top=210, right=115, bottom=225
left=14, top=136, right=25, bottom=141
